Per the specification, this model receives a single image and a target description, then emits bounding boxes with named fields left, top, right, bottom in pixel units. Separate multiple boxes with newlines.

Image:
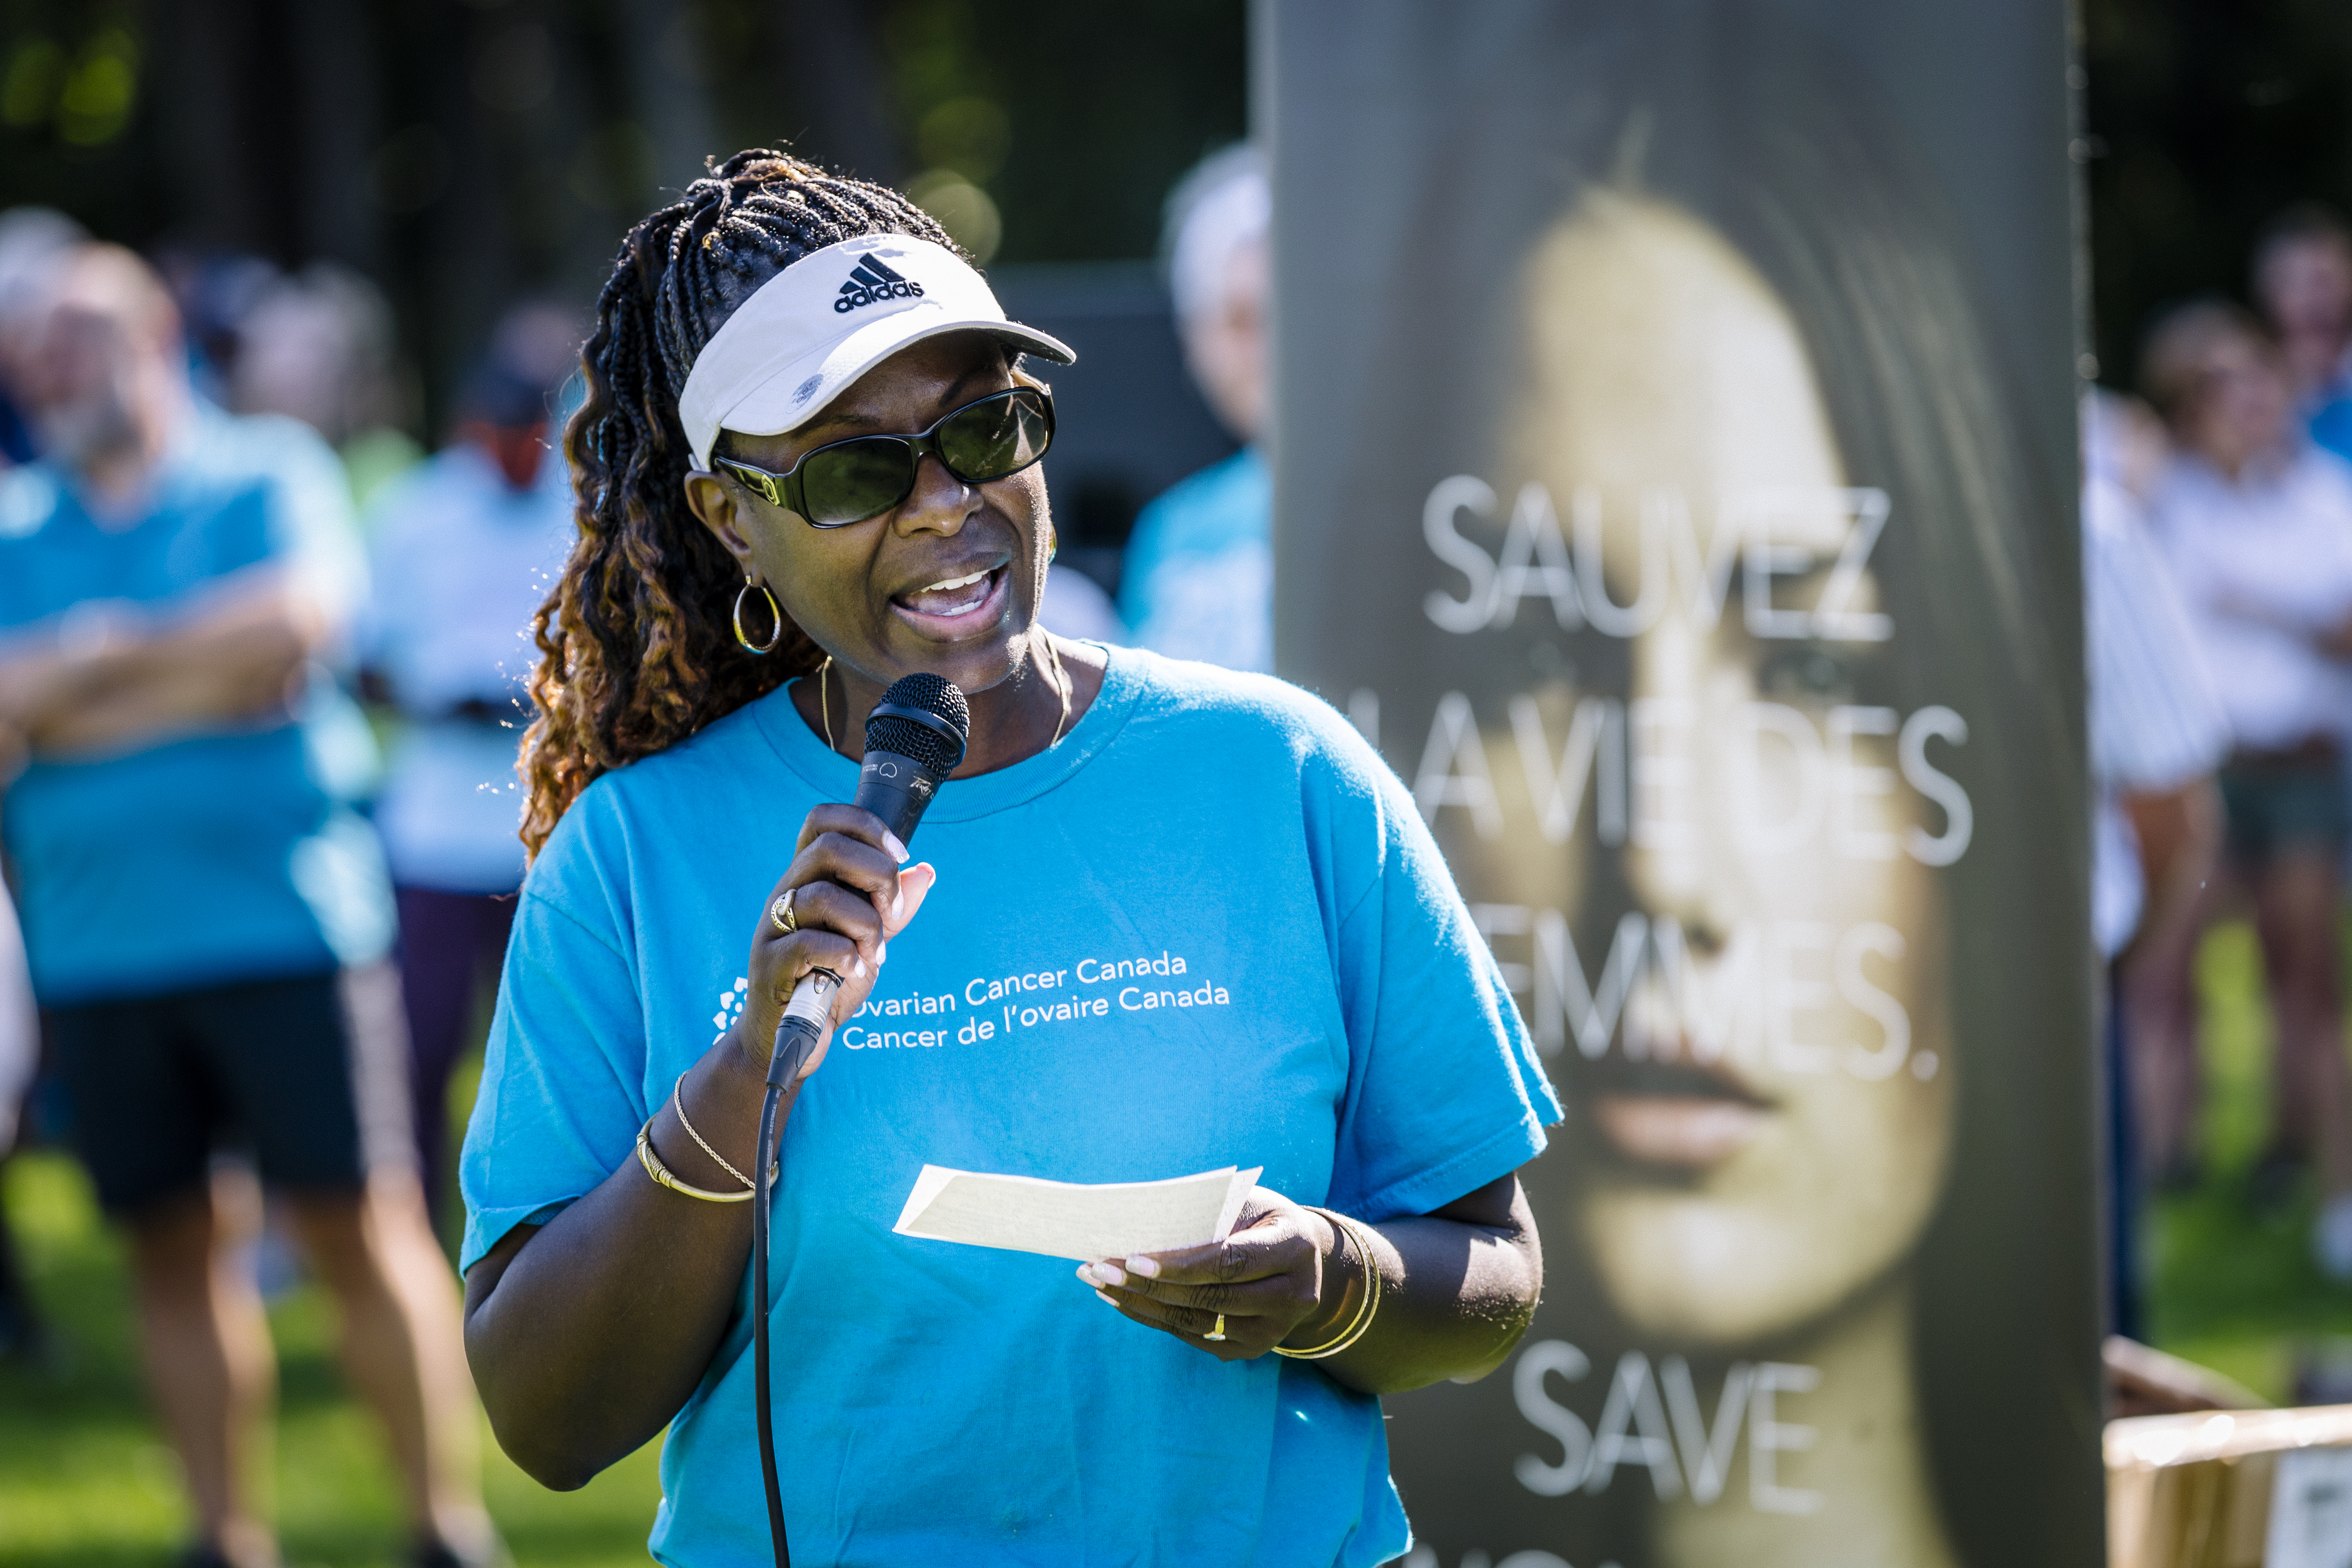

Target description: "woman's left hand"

left=1077, top=1187, right=1337, bottom=1363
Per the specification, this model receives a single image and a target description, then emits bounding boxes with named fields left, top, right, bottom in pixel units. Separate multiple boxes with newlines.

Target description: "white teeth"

left=919, top=569, right=988, bottom=594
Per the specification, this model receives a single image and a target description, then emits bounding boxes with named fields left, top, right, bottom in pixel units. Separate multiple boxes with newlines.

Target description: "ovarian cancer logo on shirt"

left=712, top=977, right=748, bottom=1044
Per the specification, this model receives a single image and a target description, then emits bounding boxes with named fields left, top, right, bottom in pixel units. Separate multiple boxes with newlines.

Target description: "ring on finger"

left=1203, top=1313, right=1227, bottom=1342
left=769, top=889, right=797, bottom=935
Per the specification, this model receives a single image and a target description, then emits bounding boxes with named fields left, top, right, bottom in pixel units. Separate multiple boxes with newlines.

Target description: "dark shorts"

left=44, top=965, right=413, bottom=1216
left=2219, top=750, right=2349, bottom=865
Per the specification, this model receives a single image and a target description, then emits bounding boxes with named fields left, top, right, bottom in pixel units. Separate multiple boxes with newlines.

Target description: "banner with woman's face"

left=1268, top=4, right=2101, bottom=1565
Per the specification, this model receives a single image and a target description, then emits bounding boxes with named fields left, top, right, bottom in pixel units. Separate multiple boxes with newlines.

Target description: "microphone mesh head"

left=866, top=673, right=970, bottom=775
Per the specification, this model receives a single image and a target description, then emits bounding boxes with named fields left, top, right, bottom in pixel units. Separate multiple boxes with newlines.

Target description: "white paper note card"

left=891, top=1164, right=1263, bottom=1262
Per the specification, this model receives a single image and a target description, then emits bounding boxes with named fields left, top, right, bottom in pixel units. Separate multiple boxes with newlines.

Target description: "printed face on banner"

left=1500, top=195, right=1958, bottom=1341
left=1386, top=192, right=1985, bottom=1567
left=1277, top=9, right=2095, bottom=1566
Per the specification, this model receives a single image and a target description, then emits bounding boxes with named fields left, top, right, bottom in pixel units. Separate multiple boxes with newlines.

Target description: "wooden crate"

left=2106, top=1405, right=2352, bottom=1568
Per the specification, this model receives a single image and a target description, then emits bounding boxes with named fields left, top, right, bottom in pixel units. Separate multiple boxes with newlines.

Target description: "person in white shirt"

left=2082, top=389, right=2232, bottom=1334
left=360, top=352, right=576, bottom=1229
left=2142, top=299, right=2352, bottom=1278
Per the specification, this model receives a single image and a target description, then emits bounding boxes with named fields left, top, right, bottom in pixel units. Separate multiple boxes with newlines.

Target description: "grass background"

left=4, top=919, right=2351, bottom=1562
left=2143, top=922, right=2352, bottom=1399
left=0, top=1058, right=665, bottom=1567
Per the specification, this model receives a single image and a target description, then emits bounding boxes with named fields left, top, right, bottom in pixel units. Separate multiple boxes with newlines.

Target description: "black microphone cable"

left=751, top=672, right=970, bottom=1568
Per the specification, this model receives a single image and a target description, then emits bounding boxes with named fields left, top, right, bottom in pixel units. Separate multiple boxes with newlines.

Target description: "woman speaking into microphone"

left=459, top=150, right=1559, bottom=1566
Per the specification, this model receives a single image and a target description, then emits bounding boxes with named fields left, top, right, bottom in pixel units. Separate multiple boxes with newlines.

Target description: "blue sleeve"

left=2312, top=398, right=2352, bottom=465
left=1313, top=723, right=1563, bottom=1224
left=256, top=419, right=369, bottom=628
left=1117, top=489, right=1177, bottom=630
left=0, top=469, right=63, bottom=630
left=457, top=874, right=651, bottom=1271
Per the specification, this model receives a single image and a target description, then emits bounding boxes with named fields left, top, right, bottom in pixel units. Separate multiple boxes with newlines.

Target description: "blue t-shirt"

left=2312, top=395, right=2352, bottom=467
left=1119, top=447, right=1272, bottom=672
left=461, top=647, right=1559, bottom=1568
left=0, top=407, right=393, bottom=1005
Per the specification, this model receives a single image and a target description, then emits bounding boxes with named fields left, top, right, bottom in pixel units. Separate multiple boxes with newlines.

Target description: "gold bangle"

left=1320, top=1214, right=1383, bottom=1356
left=1274, top=1209, right=1383, bottom=1360
left=1317, top=1214, right=1384, bottom=1357
left=1275, top=1212, right=1378, bottom=1358
left=636, top=1120, right=754, bottom=1203
left=672, top=1072, right=758, bottom=1191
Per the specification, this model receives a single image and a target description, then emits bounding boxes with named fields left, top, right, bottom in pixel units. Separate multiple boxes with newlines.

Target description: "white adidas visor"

left=677, top=235, right=1075, bottom=471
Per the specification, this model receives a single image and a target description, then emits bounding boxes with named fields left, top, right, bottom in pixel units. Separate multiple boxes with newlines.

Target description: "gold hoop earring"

left=733, top=576, right=783, bottom=655
left=1046, top=525, right=1058, bottom=564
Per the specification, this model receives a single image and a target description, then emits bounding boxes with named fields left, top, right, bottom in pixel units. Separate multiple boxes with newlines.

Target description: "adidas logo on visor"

left=835, top=254, right=925, bottom=314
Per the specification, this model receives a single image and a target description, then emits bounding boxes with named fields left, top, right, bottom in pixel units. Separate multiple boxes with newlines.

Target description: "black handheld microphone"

left=765, top=674, right=971, bottom=1088
left=753, top=671, right=969, bottom=1568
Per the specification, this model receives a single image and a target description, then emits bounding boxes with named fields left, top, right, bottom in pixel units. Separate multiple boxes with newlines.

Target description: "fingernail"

left=850, top=954, right=867, bottom=977
left=1095, top=1289, right=1119, bottom=1306
left=883, top=831, right=910, bottom=864
left=876, top=940, right=888, bottom=965
left=890, top=886, right=905, bottom=919
left=1075, top=1263, right=1096, bottom=1285
left=1124, top=1256, right=1161, bottom=1278
left=1093, top=1262, right=1127, bottom=1288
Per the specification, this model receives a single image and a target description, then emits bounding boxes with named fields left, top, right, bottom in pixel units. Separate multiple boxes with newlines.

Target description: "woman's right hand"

left=730, top=802, right=937, bottom=1081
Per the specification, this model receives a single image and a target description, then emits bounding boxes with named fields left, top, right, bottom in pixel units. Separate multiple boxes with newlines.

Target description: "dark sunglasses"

left=713, top=386, right=1055, bottom=527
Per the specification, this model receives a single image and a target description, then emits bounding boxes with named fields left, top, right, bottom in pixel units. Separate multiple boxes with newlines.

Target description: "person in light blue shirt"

left=2252, top=204, right=2352, bottom=465
left=1122, top=444, right=1271, bottom=666
left=0, top=244, right=494, bottom=1568
left=459, top=152, right=1558, bottom=1567
left=361, top=351, right=577, bottom=1224
left=1120, top=146, right=1274, bottom=671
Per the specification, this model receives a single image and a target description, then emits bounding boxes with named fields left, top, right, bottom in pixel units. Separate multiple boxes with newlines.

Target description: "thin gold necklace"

left=1045, top=634, right=1071, bottom=748
left=818, top=656, right=835, bottom=753
left=818, top=643, right=1067, bottom=758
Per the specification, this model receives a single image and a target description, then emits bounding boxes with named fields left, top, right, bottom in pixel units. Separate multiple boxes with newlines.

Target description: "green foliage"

left=871, top=0, right=1247, bottom=263
left=2083, top=0, right=2352, bottom=381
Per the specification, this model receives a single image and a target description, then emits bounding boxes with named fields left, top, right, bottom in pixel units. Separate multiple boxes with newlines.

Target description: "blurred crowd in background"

left=3, top=0, right=2352, bottom=1559
left=2090, top=206, right=2352, bottom=1342
left=0, top=134, right=1270, bottom=1564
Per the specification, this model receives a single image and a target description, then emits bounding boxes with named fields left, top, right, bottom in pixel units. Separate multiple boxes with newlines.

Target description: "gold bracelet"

left=1274, top=1209, right=1383, bottom=1360
left=671, top=1072, right=763, bottom=1191
left=636, top=1119, right=754, bottom=1203
left=1319, top=1214, right=1384, bottom=1357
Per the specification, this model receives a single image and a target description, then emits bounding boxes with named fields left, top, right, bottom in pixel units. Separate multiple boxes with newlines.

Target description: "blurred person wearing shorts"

left=2144, top=298, right=2352, bottom=1280
left=2082, top=389, right=2231, bottom=1337
left=0, top=245, right=494, bottom=1568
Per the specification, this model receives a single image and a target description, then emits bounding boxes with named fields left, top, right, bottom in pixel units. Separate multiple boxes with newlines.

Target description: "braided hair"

left=518, top=150, right=960, bottom=857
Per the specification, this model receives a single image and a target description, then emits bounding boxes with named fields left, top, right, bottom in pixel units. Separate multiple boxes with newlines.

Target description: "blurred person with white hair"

left=1118, top=144, right=1274, bottom=669
left=0, top=244, right=495, bottom=1568
left=2141, top=298, right=2352, bottom=1281
left=360, top=334, right=577, bottom=1231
